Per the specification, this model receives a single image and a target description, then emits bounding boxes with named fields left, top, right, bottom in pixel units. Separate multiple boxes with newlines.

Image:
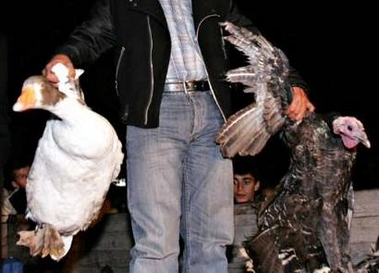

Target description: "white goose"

left=13, top=64, right=124, bottom=261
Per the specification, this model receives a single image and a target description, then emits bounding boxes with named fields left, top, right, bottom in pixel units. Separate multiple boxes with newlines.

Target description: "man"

left=43, top=1, right=314, bottom=272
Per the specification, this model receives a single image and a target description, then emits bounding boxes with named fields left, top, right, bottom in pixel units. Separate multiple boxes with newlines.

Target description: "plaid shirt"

left=159, top=0, right=208, bottom=82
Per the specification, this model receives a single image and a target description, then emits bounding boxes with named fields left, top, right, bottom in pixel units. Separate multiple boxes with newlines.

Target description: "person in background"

left=42, top=1, right=314, bottom=272
left=1, top=163, right=30, bottom=223
left=1, top=186, right=16, bottom=224
left=1, top=163, right=30, bottom=259
left=7, top=163, right=30, bottom=217
left=228, top=155, right=264, bottom=272
left=233, top=159, right=261, bottom=204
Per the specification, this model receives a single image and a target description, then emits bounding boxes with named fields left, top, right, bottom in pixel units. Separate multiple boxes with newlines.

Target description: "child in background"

left=1, top=162, right=30, bottom=259
left=228, top=155, right=263, bottom=272
left=233, top=161, right=261, bottom=204
left=7, top=164, right=30, bottom=216
left=1, top=163, right=30, bottom=223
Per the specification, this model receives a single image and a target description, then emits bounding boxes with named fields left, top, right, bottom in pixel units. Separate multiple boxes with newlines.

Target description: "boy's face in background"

left=233, top=173, right=260, bottom=203
left=12, top=166, right=30, bottom=189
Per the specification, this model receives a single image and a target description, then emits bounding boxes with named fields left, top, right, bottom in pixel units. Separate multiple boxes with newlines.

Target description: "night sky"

left=2, top=1, right=378, bottom=189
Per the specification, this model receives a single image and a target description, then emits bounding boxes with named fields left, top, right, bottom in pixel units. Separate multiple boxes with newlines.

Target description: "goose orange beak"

left=13, top=86, right=36, bottom=112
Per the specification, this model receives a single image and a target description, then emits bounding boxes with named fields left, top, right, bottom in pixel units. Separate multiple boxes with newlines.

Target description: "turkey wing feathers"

left=216, top=21, right=290, bottom=158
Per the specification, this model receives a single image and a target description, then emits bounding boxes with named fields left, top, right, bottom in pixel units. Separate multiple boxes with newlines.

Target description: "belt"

left=163, top=80, right=210, bottom=92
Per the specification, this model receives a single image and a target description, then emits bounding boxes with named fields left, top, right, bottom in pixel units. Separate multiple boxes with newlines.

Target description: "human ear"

left=254, top=180, right=260, bottom=191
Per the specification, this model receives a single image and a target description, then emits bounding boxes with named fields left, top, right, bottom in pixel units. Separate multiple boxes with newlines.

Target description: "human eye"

left=243, top=179, right=251, bottom=185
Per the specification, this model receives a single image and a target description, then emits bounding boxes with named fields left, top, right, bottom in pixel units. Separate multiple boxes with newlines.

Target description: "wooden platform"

left=349, top=189, right=379, bottom=264
left=2, top=189, right=379, bottom=272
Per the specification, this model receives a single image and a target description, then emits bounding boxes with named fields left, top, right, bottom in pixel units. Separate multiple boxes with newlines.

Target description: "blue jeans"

left=126, top=91, right=234, bottom=273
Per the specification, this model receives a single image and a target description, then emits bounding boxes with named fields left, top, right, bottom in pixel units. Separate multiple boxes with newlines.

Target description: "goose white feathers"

left=13, top=64, right=124, bottom=261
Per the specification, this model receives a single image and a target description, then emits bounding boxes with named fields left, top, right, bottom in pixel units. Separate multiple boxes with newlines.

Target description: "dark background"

left=1, top=1, right=378, bottom=189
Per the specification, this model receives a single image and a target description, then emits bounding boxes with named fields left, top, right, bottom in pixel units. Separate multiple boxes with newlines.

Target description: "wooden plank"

left=353, top=189, right=379, bottom=217
left=350, top=189, right=379, bottom=264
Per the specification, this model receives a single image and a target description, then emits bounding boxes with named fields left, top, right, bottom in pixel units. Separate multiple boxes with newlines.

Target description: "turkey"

left=13, top=63, right=124, bottom=261
left=245, top=113, right=370, bottom=273
left=216, top=22, right=371, bottom=273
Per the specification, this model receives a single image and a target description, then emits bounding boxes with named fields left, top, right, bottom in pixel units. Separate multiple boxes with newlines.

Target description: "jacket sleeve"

left=226, top=0, right=260, bottom=35
left=288, top=67, right=310, bottom=93
left=53, top=0, right=117, bottom=67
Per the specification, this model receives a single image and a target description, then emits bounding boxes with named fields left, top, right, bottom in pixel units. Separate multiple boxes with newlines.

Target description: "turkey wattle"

left=13, top=64, right=124, bottom=261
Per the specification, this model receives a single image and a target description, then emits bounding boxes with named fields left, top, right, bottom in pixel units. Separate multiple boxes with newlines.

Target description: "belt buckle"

left=185, top=81, right=196, bottom=91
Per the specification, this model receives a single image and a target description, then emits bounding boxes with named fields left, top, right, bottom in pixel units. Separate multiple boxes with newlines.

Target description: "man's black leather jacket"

left=55, top=0, right=308, bottom=128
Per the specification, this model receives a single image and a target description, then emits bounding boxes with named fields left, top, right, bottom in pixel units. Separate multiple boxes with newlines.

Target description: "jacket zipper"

left=196, top=14, right=227, bottom=122
left=145, top=15, right=154, bottom=125
left=115, top=46, right=125, bottom=97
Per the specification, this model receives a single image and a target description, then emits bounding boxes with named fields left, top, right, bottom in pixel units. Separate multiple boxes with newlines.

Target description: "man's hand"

left=285, top=86, right=315, bottom=122
left=42, top=54, right=76, bottom=86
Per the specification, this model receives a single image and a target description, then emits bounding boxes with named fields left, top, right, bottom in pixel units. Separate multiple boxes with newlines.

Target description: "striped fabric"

left=159, top=0, right=208, bottom=82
